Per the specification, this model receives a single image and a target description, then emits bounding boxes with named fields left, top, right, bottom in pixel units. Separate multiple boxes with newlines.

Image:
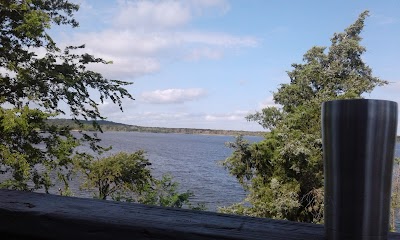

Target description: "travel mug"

left=322, top=99, right=398, bottom=240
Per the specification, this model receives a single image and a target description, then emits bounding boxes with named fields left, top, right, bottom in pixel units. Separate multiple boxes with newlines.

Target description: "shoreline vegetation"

left=48, top=119, right=400, bottom=140
left=47, top=118, right=266, bottom=137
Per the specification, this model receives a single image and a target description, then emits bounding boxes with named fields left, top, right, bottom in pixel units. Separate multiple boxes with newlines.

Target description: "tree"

left=78, top=151, right=152, bottom=200
left=221, top=11, right=387, bottom=223
left=391, top=158, right=400, bottom=231
left=79, top=151, right=206, bottom=210
left=137, top=174, right=205, bottom=210
left=0, top=1, right=132, bottom=192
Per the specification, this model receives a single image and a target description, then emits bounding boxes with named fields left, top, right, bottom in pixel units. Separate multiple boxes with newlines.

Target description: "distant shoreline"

left=47, top=119, right=400, bottom=139
left=47, top=118, right=267, bottom=137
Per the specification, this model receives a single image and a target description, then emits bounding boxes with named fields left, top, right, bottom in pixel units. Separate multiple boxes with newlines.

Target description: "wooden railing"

left=0, top=189, right=399, bottom=240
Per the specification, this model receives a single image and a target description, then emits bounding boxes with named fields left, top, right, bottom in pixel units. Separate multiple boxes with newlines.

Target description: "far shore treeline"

left=47, top=118, right=266, bottom=137
left=47, top=119, right=400, bottom=140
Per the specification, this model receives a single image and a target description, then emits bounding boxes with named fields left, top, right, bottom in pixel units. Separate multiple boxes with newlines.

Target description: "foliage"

left=137, top=174, right=205, bottom=210
left=221, top=11, right=387, bottom=223
left=0, top=1, right=204, bottom=212
left=78, top=151, right=152, bottom=200
left=78, top=151, right=205, bottom=210
left=0, top=1, right=132, bottom=191
left=391, top=158, right=400, bottom=231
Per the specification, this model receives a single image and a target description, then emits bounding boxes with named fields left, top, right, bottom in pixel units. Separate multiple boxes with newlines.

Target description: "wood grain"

left=0, top=190, right=399, bottom=239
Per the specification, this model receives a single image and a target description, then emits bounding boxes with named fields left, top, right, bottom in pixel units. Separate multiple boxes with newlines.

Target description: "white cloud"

left=141, top=88, right=207, bottom=104
left=69, top=30, right=257, bottom=77
left=74, top=30, right=257, bottom=58
left=76, top=30, right=257, bottom=57
left=114, top=0, right=230, bottom=30
left=62, top=0, right=258, bottom=78
left=109, top=110, right=264, bottom=131
left=185, top=47, right=223, bottom=60
left=115, top=0, right=191, bottom=29
left=75, top=31, right=174, bottom=57
left=178, top=31, right=257, bottom=47
left=205, top=110, right=249, bottom=121
left=97, top=99, right=137, bottom=116
left=86, top=55, right=160, bottom=79
left=137, top=111, right=191, bottom=120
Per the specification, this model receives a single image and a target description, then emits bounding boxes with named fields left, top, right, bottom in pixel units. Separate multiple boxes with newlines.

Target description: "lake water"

left=75, top=131, right=400, bottom=230
left=2, top=131, right=400, bottom=228
left=76, top=131, right=400, bottom=204
left=73, top=131, right=261, bottom=211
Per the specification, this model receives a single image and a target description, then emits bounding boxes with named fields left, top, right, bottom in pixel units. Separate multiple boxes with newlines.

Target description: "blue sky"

left=51, top=0, right=400, bottom=131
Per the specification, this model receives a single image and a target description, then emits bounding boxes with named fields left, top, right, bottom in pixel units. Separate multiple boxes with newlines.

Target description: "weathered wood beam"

left=0, top=189, right=399, bottom=240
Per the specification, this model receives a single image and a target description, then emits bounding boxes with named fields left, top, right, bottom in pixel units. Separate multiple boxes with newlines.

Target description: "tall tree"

left=0, top=1, right=132, bottom=192
left=221, top=11, right=387, bottom=223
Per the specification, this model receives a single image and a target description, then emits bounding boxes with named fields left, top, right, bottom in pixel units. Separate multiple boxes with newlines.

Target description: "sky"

left=49, top=0, right=400, bottom=131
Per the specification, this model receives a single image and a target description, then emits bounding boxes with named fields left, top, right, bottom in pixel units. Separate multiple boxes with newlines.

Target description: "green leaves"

left=246, top=107, right=283, bottom=130
left=391, top=158, right=400, bottom=231
left=222, top=11, right=384, bottom=223
left=77, top=151, right=204, bottom=210
left=14, top=9, right=51, bottom=39
left=0, top=1, right=204, bottom=214
left=223, top=135, right=254, bottom=188
left=137, top=174, right=196, bottom=209
left=0, top=0, right=133, bottom=192
left=78, top=151, right=152, bottom=200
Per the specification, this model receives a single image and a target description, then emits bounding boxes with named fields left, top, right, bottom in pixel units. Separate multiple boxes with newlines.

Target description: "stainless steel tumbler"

left=322, top=99, right=398, bottom=240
